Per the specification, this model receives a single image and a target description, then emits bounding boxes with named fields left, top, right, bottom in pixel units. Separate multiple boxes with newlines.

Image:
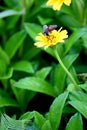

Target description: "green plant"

left=0, top=0, right=87, bottom=130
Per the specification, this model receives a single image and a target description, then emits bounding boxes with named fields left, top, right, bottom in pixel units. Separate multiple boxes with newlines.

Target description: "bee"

left=43, top=25, right=58, bottom=36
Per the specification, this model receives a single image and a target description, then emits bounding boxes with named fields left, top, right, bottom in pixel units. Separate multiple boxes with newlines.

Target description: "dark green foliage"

left=0, top=0, right=87, bottom=130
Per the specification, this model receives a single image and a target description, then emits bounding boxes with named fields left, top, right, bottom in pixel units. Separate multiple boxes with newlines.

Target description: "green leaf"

left=65, top=113, right=83, bottom=130
left=5, top=31, right=26, bottom=59
left=48, top=92, right=69, bottom=130
left=68, top=66, right=79, bottom=84
left=24, top=23, right=42, bottom=41
left=64, top=27, right=87, bottom=54
left=69, top=91, right=87, bottom=103
left=54, top=53, right=78, bottom=94
left=69, top=100, right=87, bottom=118
left=59, top=14, right=81, bottom=29
left=34, top=111, right=46, bottom=129
left=20, top=111, right=34, bottom=120
left=42, top=120, right=52, bottom=130
left=18, top=0, right=34, bottom=9
left=0, top=114, right=25, bottom=130
left=28, top=1, right=45, bottom=18
left=11, top=80, right=36, bottom=112
left=23, top=47, right=41, bottom=60
left=13, top=88, right=35, bottom=112
left=63, top=105, right=76, bottom=114
left=6, top=15, right=20, bottom=30
left=79, top=83, right=87, bottom=92
left=0, top=9, right=23, bottom=18
left=0, top=89, right=9, bottom=97
left=35, top=67, right=52, bottom=79
left=13, top=77, right=56, bottom=97
left=69, top=91, right=87, bottom=119
left=82, top=33, right=87, bottom=48
left=0, top=47, right=9, bottom=65
left=0, top=67, right=13, bottom=80
left=0, top=59, right=7, bottom=77
left=61, top=5, right=74, bottom=16
left=0, top=18, right=4, bottom=29
left=72, top=0, right=84, bottom=23
left=37, top=16, right=52, bottom=25
left=13, top=60, right=34, bottom=73
left=0, top=97, right=18, bottom=107
left=0, top=59, right=13, bottom=80
left=4, top=0, right=18, bottom=8
left=20, top=111, right=46, bottom=129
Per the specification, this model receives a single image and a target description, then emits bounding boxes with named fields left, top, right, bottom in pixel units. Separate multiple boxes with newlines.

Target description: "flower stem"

left=54, top=49, right=80, bottom=90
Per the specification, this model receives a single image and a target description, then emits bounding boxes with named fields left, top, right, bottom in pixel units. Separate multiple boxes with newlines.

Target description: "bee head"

left=43, top=25, right=49, bottom=35
left=43, top=25, right=58, bottom=36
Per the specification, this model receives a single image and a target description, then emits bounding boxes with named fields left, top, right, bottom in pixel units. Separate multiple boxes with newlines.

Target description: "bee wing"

left=48, top=25, right=58, bottom=31
left=43, top=25, right=48, bottom=32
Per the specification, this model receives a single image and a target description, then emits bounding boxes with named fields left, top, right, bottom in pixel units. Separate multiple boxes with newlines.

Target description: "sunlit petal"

left=64, top=0, right=71, bottom=5
left=46, top=0, right=72, bottom=10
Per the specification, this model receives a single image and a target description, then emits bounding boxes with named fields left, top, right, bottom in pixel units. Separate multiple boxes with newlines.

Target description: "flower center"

left=46, top=34, right=56, bottom=44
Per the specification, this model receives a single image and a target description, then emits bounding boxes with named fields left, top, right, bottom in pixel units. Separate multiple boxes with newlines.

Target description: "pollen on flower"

left=34, top=27, right=68, bottom=49
left=46, top=0, right=71, bottom=10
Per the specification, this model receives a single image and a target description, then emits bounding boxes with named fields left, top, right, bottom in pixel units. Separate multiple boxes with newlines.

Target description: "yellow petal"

left=46, top=0, right=72, bottom=10
left=53, top=3, right=62, bottom=10
left=46, top=0, right=55, bottom=6
left=64, top=0, right=71, bottom=6
left=58, top=30, right=68, bottom=42
left=34, top=42, right=44, bottom=47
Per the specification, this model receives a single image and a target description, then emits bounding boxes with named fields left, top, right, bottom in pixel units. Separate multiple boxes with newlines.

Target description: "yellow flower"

left=34, top=28, right=68, bottom=49
left=46, top=0, right=71, bottom=10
